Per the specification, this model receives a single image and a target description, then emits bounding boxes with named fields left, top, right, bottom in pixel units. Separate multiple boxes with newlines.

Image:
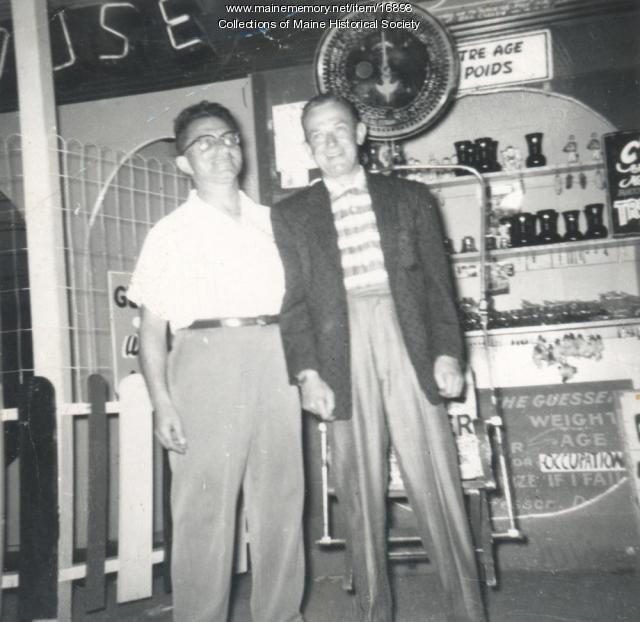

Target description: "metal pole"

left=318, top=422, right=332, bottom=544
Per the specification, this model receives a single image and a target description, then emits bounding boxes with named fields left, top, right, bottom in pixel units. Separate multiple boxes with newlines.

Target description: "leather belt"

left=188, top=315, right=279, bottom=329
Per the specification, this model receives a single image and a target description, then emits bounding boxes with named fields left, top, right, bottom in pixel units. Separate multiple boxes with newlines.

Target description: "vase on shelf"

left=536, top=209, right=561, bottom=244
left=474, top=137, right=494, bottom=174
left=562, top=210, right=583, bottom=241
left=584, top=203, right=608, bottom=239
left=460, top=235, right=478, bottom=253
left=510, top=212, right=537, bottom=247
left=443, top=238, right=455, bottom=254
left=525, top=132, right=547, bottom=168
left=489, top=139, right=502, bottom=172
left=453, top=140, right=474, bottom=175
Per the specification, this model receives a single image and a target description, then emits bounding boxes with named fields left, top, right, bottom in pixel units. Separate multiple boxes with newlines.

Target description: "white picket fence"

left=0, top=374, right=158, bottom=603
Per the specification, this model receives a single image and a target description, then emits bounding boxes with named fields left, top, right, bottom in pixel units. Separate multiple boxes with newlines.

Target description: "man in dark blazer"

left=272, top=93, right=486, bottom=622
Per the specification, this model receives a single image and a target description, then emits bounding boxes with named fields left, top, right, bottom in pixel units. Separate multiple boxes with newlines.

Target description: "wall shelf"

left=451, top=235, right=640, bottom=265
left=420, top=161, right=605, bottom=190
left=464, top=317, right=640, bottom=340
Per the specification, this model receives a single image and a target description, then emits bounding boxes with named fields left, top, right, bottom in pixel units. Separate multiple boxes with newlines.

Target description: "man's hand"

left=297, top=370, right=336, bottom=421
left=434, top=355, right=464, bottom=399
left=154, top=402, right=188, bottom=454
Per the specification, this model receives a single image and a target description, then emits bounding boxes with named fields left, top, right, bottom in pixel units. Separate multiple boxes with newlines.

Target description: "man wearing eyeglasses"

left=128, top=101, right=305, bottom=622
left=272, top=93, right=486, bottom=622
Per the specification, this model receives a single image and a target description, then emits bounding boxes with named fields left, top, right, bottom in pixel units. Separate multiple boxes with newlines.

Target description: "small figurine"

left=501, top=144, right=523, bottom=171
left=497, top=218, right=512, bottom=248
left=587, top=132, right=602, bottom=161
left=563, top=134, right=580, bottom=164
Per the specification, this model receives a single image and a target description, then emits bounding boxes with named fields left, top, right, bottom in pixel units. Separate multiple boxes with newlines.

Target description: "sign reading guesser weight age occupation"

left=478, top=379, right=631, bottom=518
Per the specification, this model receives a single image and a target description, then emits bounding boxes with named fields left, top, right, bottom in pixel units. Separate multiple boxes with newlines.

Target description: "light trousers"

left=168, top=325, right=305, bottom=622
left=328, top=293, right=486, bottom=622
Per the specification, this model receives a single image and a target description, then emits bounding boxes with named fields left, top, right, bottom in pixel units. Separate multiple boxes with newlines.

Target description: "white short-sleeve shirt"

left=127, top=190, right=285, bottom=332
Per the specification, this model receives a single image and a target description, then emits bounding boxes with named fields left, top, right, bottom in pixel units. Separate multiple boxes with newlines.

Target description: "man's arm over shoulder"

left=271, top=192, right=320, bottom=381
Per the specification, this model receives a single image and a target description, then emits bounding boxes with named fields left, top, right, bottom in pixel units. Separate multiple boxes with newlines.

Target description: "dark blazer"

left=271, top=172, right=464, bottom=421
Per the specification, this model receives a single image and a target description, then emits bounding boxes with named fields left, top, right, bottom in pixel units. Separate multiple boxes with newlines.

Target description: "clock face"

left=315, top=6, right=459, bottom=140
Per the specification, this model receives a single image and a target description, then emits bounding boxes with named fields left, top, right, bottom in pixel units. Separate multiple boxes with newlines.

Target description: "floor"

left=3, top=567, right=638, bottom=621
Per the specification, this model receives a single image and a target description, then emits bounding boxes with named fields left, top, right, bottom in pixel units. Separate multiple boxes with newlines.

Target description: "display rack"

left=452, top=235, right=640, bottom=264
left=426, top=161, right=604, bottom=190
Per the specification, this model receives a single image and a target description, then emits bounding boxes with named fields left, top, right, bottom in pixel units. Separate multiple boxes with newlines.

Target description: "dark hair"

left=301, top=93, right=361, bottom=136
left=173, top=101, right=241, bottom=154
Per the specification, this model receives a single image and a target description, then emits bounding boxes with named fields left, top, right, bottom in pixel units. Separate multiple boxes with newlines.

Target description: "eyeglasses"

left=181, top=131, right=241, bottom=154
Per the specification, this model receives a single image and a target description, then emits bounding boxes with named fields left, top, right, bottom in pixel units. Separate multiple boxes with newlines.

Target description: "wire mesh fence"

left=0, top=134, right=190, bottom=403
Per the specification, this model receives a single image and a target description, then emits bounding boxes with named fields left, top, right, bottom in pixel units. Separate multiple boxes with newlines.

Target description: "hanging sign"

left=458, top=30, right=552, bottom=91
left=603, top=129, right=640, bottom=237
left=0, top=0, right=287, bottom=111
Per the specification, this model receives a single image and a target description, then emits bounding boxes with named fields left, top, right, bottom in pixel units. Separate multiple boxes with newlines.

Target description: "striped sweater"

left=325, top=171, right=389, bottom=292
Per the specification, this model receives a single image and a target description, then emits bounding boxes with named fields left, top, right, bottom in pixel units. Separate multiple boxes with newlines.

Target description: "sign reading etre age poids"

left=478, top=380, right=632, bottom=518
left=458, top=30, right=552, bottom=91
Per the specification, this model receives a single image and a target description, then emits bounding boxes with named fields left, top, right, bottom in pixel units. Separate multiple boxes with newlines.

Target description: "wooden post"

left=9, top=0, right=73, bottom=618
left=85, top=375, right=109, bottom=612
left=18, top=377, right=58, bottom=620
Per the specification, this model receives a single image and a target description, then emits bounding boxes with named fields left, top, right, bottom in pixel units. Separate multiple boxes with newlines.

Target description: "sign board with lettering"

left=480, top=380, right=630, bottom=517
left=0, top=0, right=294, bottom=112
left=458, top=30, right=552, bottom=91
left=603, top=129, right=640, bottom=237
left=107, top=271, right=140, bottom=386
left=478, top=379, right=639, bottom=571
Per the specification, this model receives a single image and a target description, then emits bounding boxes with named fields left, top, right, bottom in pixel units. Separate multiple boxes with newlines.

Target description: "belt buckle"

left=256, top=316, right=267, bottom=326
left=226, top=318, right=243, bottom=328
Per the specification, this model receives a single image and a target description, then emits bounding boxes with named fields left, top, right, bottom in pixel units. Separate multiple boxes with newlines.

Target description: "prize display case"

left=395, top=91, right=640, bottom=572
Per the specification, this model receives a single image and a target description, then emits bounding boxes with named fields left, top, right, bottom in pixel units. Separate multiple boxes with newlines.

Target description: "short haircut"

left=173, top=101, right=241, bottom=154
left=301, top=93, right=360, bottom=136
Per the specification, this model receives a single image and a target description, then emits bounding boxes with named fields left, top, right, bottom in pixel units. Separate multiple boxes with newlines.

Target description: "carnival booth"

left=0, top=0, right=639, bottom=620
